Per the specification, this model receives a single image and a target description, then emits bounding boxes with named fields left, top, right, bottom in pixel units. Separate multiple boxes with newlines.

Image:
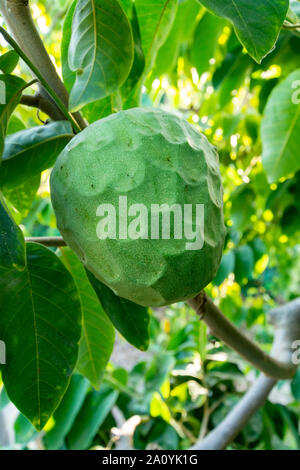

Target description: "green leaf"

left=14, top=414, right=38, bottom=445
left=86, top=270, right=150, bottom=351
left=146, top=352, right=175, bottom=392
left=7, top=115, right=25, bottom=135
left=0, top=192, right=25, bottom=270
left=0, top=385, right=9, bottom=410
left=81, top=94, right=116, bottom=123
left=234, top=244, right=254, bottom=283
left=121, top=4, right=145, bottom=106
left=261, top=70, right=300, bottom=183
left=0, top=122, right=73, bottom=189
left=0, top=74, right=29, bottom=159
left=61, top=0, right=78, bottom=92
left=152, top=0, right=202, bottom=78
left=0, top=243, right=82, bottom=430
left=291, top=368, right=300, bottom=400
left=43, top=374, right=89, bottom=450
left=150, top=391, right=171, bottom=422
left=68, top=0, right=134, bottom=111
left=219, top=53, right=253, bottom=108
left=213, top=251, right=235, bottom=286
left=62, top=0, right=114, bottom=123
left=191, top=12, right=225, bottom=78
left=118, top=0, right=132, bottom=17
left=0, top=51, right=19, bottom=74
left=198, top=0, right=289, bottom=63
left=2, top=174, right=41, bottom=217
left=135, top=0, right=177, bottom=71
left=60, top=248, right=115, bottom=389
left=67, top=384, right=118, bottom=450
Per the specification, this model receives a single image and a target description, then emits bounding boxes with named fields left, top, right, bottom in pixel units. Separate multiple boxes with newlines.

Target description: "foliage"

left=0, top=0, right=299, bottom=451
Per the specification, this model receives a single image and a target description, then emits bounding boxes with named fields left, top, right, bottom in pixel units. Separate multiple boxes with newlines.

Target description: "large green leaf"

left=14, top=414, right=38, bottom=445
left=234, top=244, right=254, bottom=283
left=0, top=122, right=73, bottom=189
left=0, top=192, right=25, bottom=270
left=61, top=0, right=78, bottom=92
left=213, top=251, right=235, bottom=286
left=0, top=51, right=19, bottom=74
left=60, top=248, right=115, bottom=389
left=121, top=4, right=145, bottom=108
left=0, top=74, right=28, bottom=159
left=191, top=11, right=224, bottom=78
left=0, top=243, right=82, bottom=430
left=43, top=374, right=89, bottom=450
left=2, top=174, right=41, bottom=217
left=67, top=384, right=118, bottom=450
left=198, top=0, right=289, bottom=63
left=81, top=94, right=119, bottom=123
left=152, top=0, right=202, bottom=78
left=86, top=270, right=150, bottom=351
left=61, top=0, right=113, bottom=122
left=291, top=368, right=300, bottom=400
left=68, top=0, right=134, bottom=111
left=261, top=70, right=300, bottom=183
left=218, top=52, right=254, bottom=108
left=135, top=0, right=177, bottom=71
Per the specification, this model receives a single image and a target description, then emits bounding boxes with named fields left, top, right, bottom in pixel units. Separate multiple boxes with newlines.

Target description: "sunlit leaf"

left=60, top=248, right=115, bottom=389
left=0, top=192, right=25, bottom=270
left=0, top=121, right=73, bottom=189
left=261, top=70, right=300, bottom=183
left=0, top=51, right=19, bottom=74
left=43, top=374, right=89, bottom=450
left=67, top=384, right=118, bottom=449
left=0, top=243, right=82, bottom=430
left=198, top=0, right=289, bottom=62
left=68, top=0, right=134, bottom=111
left=86, top=270, right=150, bottom=351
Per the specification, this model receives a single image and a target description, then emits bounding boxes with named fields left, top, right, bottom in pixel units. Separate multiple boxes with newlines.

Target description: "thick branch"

left=188, top=293, right=298, bottom=379
left=191, top=375, right=276, bottom=450
left=0, top=0, right=86, bottom=129
left=1, top=0, right=68, bottom=104
left=25, top=237, right=66, bottom=247
left=190, top=297, right=300, bottom=450
left=20, top=92, right=64, bottom=121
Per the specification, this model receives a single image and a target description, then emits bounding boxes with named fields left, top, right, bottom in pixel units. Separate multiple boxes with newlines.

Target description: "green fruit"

left=50, top=108, right=225, bottom=306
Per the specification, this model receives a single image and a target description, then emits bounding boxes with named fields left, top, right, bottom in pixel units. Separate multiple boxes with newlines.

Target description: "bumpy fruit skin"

left=50, top=108, right=225, bottom=307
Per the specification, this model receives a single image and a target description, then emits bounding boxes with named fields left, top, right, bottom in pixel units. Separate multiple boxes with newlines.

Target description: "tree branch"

left=191, top=375, right=276, bottom=450
left=25, top=237, right=66, bottom=247
left=188, top=293, right=298, bottom=379
left=0, top=0, right=86, bottom=130
left=20, top=92, right=65, bottom=121
left=190, top=297, right=300, bottom=449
